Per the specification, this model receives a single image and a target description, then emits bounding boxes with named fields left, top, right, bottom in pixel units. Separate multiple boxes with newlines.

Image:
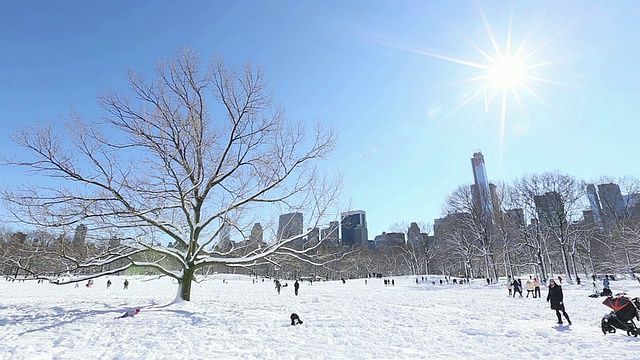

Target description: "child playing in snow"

left=116, top=308, right=141, bottom=319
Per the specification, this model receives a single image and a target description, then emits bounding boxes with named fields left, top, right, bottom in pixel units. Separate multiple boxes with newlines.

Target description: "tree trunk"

left=559, top=243, right=572, bottom=281
left=180, top=267, right=195, bottom=301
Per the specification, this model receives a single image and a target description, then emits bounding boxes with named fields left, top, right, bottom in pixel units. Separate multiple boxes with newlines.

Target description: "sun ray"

left=505, top=6, right=514, bottom=57
left=522, top=20, right=577, bottom=63
left=454, top=74, right=491, bottom=85
left=478, top=3, right=503, bottom=59
left=464, top=37, right=497, bottom=65
left=510, top=86, right=525, bottom=110
left=440, top=84, right=493, bottom=122
left=524, top=59, right=563, bottom=70
left=367, top=38, right=490, bottom=70
left=498, top=89, right=508, bottom=165
left=519, top=82, right=551, bottom=108
left=523, top=75, right=572, bottom=87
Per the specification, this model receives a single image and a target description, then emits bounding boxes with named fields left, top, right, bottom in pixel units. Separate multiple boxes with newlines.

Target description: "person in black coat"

left=547, top=278, right=572, bottom=325
left=512, top=278, right=523, bottom=298
left=294, top=280, right=300, bottom=296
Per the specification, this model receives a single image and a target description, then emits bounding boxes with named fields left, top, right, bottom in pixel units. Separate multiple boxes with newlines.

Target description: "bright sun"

left=370, top=3, right=566, bottom=162
left=488, top=54, right=526, bottom=91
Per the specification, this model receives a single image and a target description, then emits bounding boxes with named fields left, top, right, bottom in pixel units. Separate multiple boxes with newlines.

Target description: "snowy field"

left=1, top=274, right=640, bottom=360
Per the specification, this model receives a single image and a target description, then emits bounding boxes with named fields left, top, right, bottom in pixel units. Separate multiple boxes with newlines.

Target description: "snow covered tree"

left=2, top=48, right=341, bottom=301
left=442, top=185, right=500, bottom=280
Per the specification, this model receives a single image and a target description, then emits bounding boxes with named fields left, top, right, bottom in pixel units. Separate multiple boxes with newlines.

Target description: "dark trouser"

left=534, top=287, right=541, bottom=298
left=555, top=308, right=571, bottom=324
left=526, top=290, right=534, bottom=298
left=513, top=289, right=522, bottom=297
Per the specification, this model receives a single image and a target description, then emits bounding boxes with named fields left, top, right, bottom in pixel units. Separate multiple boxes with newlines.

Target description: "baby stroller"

left=601, top=295, right=640, bottom=337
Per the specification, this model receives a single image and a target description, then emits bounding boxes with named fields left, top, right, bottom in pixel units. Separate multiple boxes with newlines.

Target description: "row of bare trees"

left=432, top=172, right=640, bottom=283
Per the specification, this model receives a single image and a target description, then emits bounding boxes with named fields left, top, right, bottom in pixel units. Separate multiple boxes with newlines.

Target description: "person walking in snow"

left=294, top=280, right=300, bottom=296
left=512, top=278, right=523, bottom=298
left=123, top=279, right=129, bottom=289
left=507, top=277, right=513, bottom=296
left=533, top=278, right=541, bottom=299
left=106, top=279, right=112, bottom=289
left=525, top=279, right=535, bottom=298
left=275, top=280, right=282, bottom=294
left=547, top=278, right=571, bottom=325
left=116, top=308, right=140, bottom=319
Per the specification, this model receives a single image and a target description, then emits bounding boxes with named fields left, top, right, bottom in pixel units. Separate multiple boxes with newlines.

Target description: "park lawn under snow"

left=1, top=274, right=640, bottom=359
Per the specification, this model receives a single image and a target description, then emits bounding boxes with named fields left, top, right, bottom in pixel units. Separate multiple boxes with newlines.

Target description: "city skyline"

left=1, top=1, right=639, bottom=237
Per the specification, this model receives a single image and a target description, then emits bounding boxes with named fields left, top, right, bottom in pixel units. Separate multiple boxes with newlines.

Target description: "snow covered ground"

left=1, top=274, right=640, bottom=360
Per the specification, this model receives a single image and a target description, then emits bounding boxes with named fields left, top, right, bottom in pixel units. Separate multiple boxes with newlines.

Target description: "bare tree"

left=442, top=185, right=499, bottom=280
left=588, top=176, right=640, bottom=276
left=2, top=48, right=342, bottom=301
left=513, top=172, right=585, bottom=282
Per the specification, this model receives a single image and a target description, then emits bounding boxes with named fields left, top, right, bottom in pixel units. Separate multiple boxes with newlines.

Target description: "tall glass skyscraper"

left=340, top=210, right=367, bottom=246
left=471, top=150, right=493, bottom=219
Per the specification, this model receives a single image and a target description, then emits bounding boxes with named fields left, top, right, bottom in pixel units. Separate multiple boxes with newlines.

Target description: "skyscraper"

left=321, top=221, right=339, bottom=244
left=72, top=224, right=88, bottom=245
left=585, top=184, right=603, bottom=227
left=340, top=210, right=367, bottom=246
left=249, top=223, right=263, bottom=244
left=598, top=183, right=625, bottom=223
left=215, top=219, right=232, bottom=251
left=534, top=191, right=565, bottom=229
left=277, top=212, right=304, bottom=240
left=471, top=150, right=493, bottom=219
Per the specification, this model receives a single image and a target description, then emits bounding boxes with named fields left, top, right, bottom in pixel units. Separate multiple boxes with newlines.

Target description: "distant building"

left=220, top=220, right=231, bottom=243
left=373, top=232, right=405, bottom=248
left=278, top=212, right=304, bottom=240
left=72, top=224, right=88, bottom=245
left=303, top=227, right=320, bottom=253
left=504, top=208, right=525, bottom=228
left=585, top=183, right=640, bottom=228
left=213, top=219, right=233, bottom=251
left=249, top=223, right=263, bottom=244
left=598, top=183, right=625, bottom=223
left=586, top=184, right=603, bottom=227
left=341, top=210, right=368, bottom=246
left=582, top=210, right=596, bottom=225
left=11, top=232, right=27, bottom=244
left=471, top=150, right=493, bottom=219
left=534, top=191, right=565, bottom=229
left=307, top=227, right=319, bottom=243
left=407, top=222, right=423, bottom=248
left=321, top=221, right=340, bottom=244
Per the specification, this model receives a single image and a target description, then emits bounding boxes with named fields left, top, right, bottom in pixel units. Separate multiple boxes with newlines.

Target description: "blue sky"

left=1, top=1, right=639, bottom=237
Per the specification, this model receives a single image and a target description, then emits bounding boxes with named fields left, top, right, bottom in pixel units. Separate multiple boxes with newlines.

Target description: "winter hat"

left=135, top=308, right=141, bottom=313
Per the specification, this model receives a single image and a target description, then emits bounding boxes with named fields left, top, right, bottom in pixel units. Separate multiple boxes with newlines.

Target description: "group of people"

left=274, top=279, right=301, bottom=296
left=507, top=276, right=541, bottom=298
left=84, top=278, right=128, bottom=289
left=507, top=275, right=571, bottom=325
